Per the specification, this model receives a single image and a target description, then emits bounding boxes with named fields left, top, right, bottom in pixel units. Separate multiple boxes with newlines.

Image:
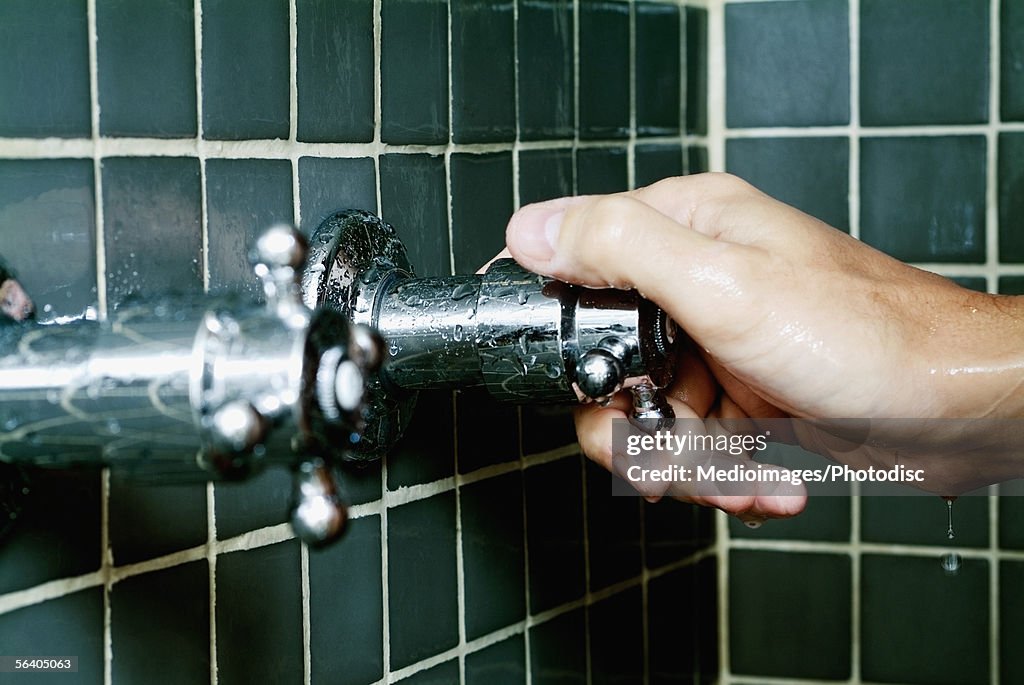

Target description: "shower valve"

left=302, top=210, right=679, bottom=461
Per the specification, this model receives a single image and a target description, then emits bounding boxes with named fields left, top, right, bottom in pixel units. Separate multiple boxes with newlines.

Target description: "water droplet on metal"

left=517, top=290, right=528, bottom=305
left=106, top=419, right=121, bottom=435
left=453, top=324, right=464, bottom=342
left=451, top=283, right=475, bottom=301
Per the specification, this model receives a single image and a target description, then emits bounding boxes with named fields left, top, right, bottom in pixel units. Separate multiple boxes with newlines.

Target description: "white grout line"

left=988, top=2, right=1002, bottom=681
left=206, top=481, right=219, bottom=685
left=848, top=0, right=861, bottom=242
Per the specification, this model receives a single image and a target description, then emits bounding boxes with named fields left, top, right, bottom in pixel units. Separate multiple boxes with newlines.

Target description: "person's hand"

left=503, top=173, right=1024, bottom=516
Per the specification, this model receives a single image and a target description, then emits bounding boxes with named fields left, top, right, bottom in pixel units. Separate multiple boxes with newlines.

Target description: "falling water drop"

left=944, top=496, right=956, bottom=540
left=940, top=553, right=962, bottom=576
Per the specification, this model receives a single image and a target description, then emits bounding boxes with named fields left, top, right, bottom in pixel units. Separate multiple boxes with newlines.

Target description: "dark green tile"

left=296, top=0, right=374, bottom=142
left=519, top=148, right=573, bottom=206
left=388, top=492, right=459, bottom=669
left=727, top=137, right=850, bottom=231
left=725, top=0, right=849, bottom=128
left=215, top=468, right=292, bottom=539
left=101, top=157, right=203, bottom=307
left=635, top=144, right=683, bottom=189
left=696, top=557, right=718, bottom=681
left=455, top=389, right=520, bottom=474
left=644, top=498, right=703, bottom=569
left=999, top=276, right=1024, bottom=295
left=201, top=0, right=289, bottom=140
left=0, top=0, right=90, bottom=137
left=862, top=495, right=988, bottom=547
left=861, top=0, right=988, bottom=126
left=97, top=0, right=196, bottom=138
left=526, top=456, right=585, bottom=613
left=380, top=153, right=452, bottom=278
left=635, top=3, right=680, bottom=137
left=0, top=470, right=100, bottom=594
left=951, top=276, right=988, bottom=292
left=590, top=588, right=643, bottom=685
left=111, top=561, right=209, bottom=684
left=1003, top=0, right=1024, bottom=121
left=686, top=7, right=709, bottom=135
left=0, top=589, right=104, bottom=682
left=398, top=660, right=460, bottom=685
left=109, top=477, right=206, bottom=565
left=205, top=158, right=294, bottom=300
left=586, top=461, right=642, bottom=591
left=452, top=0, right=515, bottom=144
left=521, top=405, right=576, bottom=455
left=0, top=159, right=96, bottom=320
left=999, top=133, right=1024, bottom=262
left=461, top=472, right=526, bottom=640
left=297, top=157, right=378, bottom=232
left=1000, top=561, right=1024, bottom=682
left=998, top=487, right=1024, bottom=548
left=216, top=541, right=303, bottom=685
left=309, top=515, right=383, bottom=685
left=387, top=390, right=455, bottom=489
left=518, top=0, right=575, bottom=141
left=861, top=553, right=989, bottom=684
left=529, top=609, right=586, bottom=684
left=577, top=147, right=628, bottom=195
left=340, top=462, right=383, bottom=507
left=648, top=565, right=697, bottom=683
left=381, top=0, right=449, bottom=144
left=579, top=1, right=630, bottom=140
left=450, top=152, right=513, bottom=273
left=730, top=550, right=850, bottom=679
left=860, top=136, right=986, bottom=263
left=687, top=146, right=709, bottom=175
left=465, top=635, right=526, bottom=685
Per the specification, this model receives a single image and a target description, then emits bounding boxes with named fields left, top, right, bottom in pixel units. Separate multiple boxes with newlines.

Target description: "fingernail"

left=511, top=208, right=563, bottom=262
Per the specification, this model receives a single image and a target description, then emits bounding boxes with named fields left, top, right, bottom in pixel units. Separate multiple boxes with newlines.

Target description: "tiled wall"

left=718, top=1, right=1023, bottom=684
left=0, top=1, right=714, bottom=684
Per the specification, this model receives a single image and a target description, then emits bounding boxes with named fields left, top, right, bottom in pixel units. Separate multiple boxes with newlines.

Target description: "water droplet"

left=451, top=282, right=475, bottom=301
left=46, top=390, right=60, bottom=405
left=42, top=304, right=53, bottom=313
left=405, top=295, right=422, bottom=307
left=3, top=415, right=20, bottom=431
left=517, top=290, right=529, bottom=305
left=544, top=364, right=561, bottom=379
left=106, top=419, right=121, bottom=435
left=389, top=343, right=399, bottom=357
left=453, top=324, right=464, bottom=342
left=944, top=496, right=956, bottom=540
left=940, top=552, right=962, bottom=576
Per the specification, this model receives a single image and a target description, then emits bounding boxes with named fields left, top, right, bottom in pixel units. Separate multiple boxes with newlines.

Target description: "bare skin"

left=502, top=173, right=1024, bottom=521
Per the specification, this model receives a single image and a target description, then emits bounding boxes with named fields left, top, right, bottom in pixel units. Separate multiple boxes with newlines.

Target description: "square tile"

left=686, top=8, right=709, bottom=135
left=1000, top=561, right=1024, bottom=682
left=861, top=0, right=989, bottom=125
left=648, top=565, right=697, bottom=683
left=0, top=589, right=104, bottom=679
left=635, top=144, right=683, bottom=189
left=108, top=476, right=207, bottom=565
left=398, top=660, right=460, bottom=685
left=696, top=557, right=718, bottom=681
left=97, top=0, right=196, bottom=137
left=518, top=0, right=575, bottom=141
left=216, top=540, right=304, bottom=684
left=998, top=490, right=1024, bottom=548
left=999, top=133, right=1024, bottom=261
left=338, top=462, right=383, bottom=507
left=451, top=0, right=515, bottom=143
left=466, top=635, right=526, bottom=685
left=577, top=147, right=628, bottom=195
left=518, top=148, right=574, bottom=207
left=215, top=468, right=293, bottom=539
left=388, top=492, right=459, bottom=669
left=579, top=1, right=630, bottom=140
left=725, top=0, right=849, bottom=128
left=644, top=498, right=703, bottom=570
left=635, top=3, right=681, bottom=137
left=297, top=157, right=378, bottom=233
left=386, top=390, right=455, bottom=489
left=687, top=146, right=709, bottom=175
left=379, top=153, right=452, bottom=278
left=309, top=515, right=383, bottom=685
left=520, top=405, right=576, bottom=455
left=205, top=158, right=294, bottom=299
left=585, top=461, right=642, bottom=591
left=455, top=389, right=520, bottom=474
left=296, top=0, right=374, bottom=142
left=529, top=609, right=586, bottom=684
left=525, top=455, right=585, bottom=613
left=951, top=276, right=988, bottom=292
left=201, top=0, right=290, bottom=140
left=589, top=587, right=643, bottom=684
left=999, top=277, right=1024, bottom=295
left=730, top=550, right=851, bottom=679
left=1003, top=0, right=1024, bottom=121
left=101, top=157, right=203, bottom=307
left=861, top=553, right=989, bottom=684
left=0, top=159, right=96, bottom=320
left=727, top=137, right=850, bottom=231
left=450, top=152, right=513, bottom=273
left=0, top=0, right=90, bottom=137
left=0, top=469, right=101, bottom=594
left=381, top=0, right=449, bottom=144
left=461, top=472, right=526, bottom=640
left=863, top=495, right=988, bottom=547
left=111, top=561, right=209, bottom=684
left=860, top=136, right=987, bottom=263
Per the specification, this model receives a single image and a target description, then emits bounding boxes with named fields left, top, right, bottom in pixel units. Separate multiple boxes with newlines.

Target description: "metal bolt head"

left=576, top=348, right=625, bottom=401
left=334, top=360, right=364, bottom=412
left=210, top=400, right=264, bottom=452
left=252, top=224, right=308, bottom=272
left=290, top=460, right=347, bottom=546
